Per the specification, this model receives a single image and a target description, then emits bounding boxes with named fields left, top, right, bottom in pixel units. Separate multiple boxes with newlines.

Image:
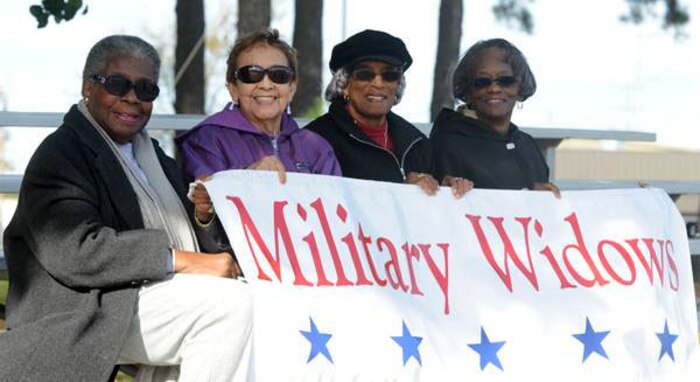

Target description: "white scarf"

left=78, top=100, right=198, bottom=253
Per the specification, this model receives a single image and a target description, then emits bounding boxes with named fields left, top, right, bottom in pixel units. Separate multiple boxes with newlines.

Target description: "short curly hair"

left=226, top=29, right=297, bottom=84
left=324, top=64, right=407, bottom=104
left=452, top=38, right=536, bottom=106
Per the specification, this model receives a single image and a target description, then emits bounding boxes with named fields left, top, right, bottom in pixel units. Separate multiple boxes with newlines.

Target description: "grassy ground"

left=1, top=280, right=7, bottom=330
left=0, top=280, right=7, bottom=303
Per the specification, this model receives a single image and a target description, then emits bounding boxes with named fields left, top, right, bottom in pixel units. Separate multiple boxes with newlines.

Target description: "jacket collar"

left=328, top=100, right=426, bottom=156
left=431, top=108, right=519, bottom=142
left=62, top=105, right=145, bottom=228
left=176, top=103, right=300, bottom=143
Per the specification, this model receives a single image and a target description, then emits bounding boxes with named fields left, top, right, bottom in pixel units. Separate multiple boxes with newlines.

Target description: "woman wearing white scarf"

left=0, top=35, right=251, bottom=381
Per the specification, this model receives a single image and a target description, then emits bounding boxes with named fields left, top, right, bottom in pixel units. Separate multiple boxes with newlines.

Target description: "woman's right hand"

left=248, top=155, right=287, bottom=184
left=173, top=250, right=243, bottom=279
left=531, top=181, right=561, bottom=199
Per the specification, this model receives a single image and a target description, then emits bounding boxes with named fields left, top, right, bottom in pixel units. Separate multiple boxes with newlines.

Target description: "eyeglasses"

left=470, top=76, right=519, bottom=89
left=89, top=74, right=160, bottom=102
left=234, top=65, right=294, bottom=84
left=351, top=69, right=402, bottom=83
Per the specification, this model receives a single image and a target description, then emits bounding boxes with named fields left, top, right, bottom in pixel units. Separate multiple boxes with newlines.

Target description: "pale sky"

left=1, top=0, right=699, bottom=171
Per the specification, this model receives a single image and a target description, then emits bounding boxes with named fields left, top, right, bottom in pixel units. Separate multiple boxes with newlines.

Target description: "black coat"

left=0, top=105, right=205, bottom=381
left=430, top=108, right=549, bottom=190
left=305, top=101, right=433, bottom=183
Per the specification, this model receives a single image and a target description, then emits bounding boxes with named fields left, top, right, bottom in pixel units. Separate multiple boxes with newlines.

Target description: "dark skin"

left=467, top=47, right=560, bottom=198
left=83, top=54, right=241, bottom=278
left=344, top=60, right=473, bottom=198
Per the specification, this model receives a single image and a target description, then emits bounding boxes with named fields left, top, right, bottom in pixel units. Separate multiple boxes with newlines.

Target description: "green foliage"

left=29, top=0, right=88, bottom=28
left=115, top=371, right=134, bottom=382
left=620, top=0, right=690, bottom=37
left=300, top=97, right=327, bottom=119
left=492, top=0, right=535, bottom=34
left=493, top=0, right=689, bottom=38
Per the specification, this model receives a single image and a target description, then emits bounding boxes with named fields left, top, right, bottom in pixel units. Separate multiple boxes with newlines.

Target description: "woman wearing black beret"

left=305, top=29, right=471, bottom=197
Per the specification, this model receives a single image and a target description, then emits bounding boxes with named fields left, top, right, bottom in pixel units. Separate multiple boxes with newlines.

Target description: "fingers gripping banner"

left=205, top=170, right=699, bottom=381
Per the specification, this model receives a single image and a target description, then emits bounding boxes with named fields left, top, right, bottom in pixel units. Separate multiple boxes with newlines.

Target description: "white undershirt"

left=117, top=141, right=149, bottom=185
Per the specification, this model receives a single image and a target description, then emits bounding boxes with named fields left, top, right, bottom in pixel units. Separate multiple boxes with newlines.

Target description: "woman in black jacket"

left=431, top=38, right=559, bottom=194
left=306, top=29, right=471, bottom=197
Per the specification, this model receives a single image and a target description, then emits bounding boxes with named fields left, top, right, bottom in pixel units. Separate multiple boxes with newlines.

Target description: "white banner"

left=206, top=170, right=699, bottom=381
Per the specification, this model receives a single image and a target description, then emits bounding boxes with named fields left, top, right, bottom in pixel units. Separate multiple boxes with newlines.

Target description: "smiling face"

left=467, top=47, right=520, bottom=133
left=82, top=53, right=156, bottom=143
left=228, top=44, right=297, bottom=135
left=343, top=61, right=401, bottom=126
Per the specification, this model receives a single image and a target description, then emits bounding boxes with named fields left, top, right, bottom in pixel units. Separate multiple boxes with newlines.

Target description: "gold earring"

left=84, top=96, right=90, bottom=104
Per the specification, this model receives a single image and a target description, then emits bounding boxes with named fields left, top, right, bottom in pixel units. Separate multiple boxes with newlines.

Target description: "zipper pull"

left=270, top=136, right=279, bottom=156
left=399, top=167, right=406, bottom=180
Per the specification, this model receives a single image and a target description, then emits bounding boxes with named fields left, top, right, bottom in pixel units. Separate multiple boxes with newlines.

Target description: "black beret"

left=329, top=29, right=413, bottom=72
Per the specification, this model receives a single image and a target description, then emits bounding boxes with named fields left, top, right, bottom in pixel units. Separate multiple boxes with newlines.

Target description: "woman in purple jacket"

left=176, top=29, right=341, bottom=227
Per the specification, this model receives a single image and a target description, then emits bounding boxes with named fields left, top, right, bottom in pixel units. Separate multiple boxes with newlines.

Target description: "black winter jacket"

left=305, top=101, right=432, bottom=183
left=430, top=108, right=549, bottom=190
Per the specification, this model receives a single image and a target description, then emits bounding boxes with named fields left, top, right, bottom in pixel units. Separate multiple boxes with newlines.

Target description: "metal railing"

left=1, top=110, right=698, bottom=284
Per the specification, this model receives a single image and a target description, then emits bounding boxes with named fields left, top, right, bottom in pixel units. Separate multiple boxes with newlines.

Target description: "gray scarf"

left=78, top=100, right=198, bottom=253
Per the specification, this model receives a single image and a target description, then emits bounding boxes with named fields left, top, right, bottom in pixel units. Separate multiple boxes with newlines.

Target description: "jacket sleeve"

left=431, top=135, right=466, bottom=183
left=17, top=139, right=169, bottom=290
left=178, top=125, right=230, bottom=181
left=311, top=134, right=343, bottom=176
left=194, top=218, right=233, bottom=254
left=406, top=138, right=435, bottom=178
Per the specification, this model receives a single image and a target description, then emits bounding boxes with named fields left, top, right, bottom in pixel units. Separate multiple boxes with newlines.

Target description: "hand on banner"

left=190, top=175, right=215, bottom=224
left=531, top=181, right=561, bottom=199
left=248, top=155, right=287, bottom=184
left=173, top=250, right=242, bottom=278
left=405, top=172, right=439, bottom=196
left=442, top=175, right=474, bottom=199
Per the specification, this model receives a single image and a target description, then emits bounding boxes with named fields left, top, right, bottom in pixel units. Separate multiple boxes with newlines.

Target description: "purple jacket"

left=176, top=104, right=341, bottom=180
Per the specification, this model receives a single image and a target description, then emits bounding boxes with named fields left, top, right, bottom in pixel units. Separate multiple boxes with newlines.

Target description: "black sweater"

left=306, top=101, right=433, bottom=183
left=430, top=108, right=549, bottom=190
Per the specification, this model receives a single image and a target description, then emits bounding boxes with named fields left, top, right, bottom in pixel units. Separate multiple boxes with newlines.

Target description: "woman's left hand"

left=248, top=155, right=287, bottom=184
left=192, top=175, right=215, bottom=224
left=531, top=181, right=561, bottom=199
left=441, top=175, right=474, bottom=199
left=405, top=172, right=439, bottom=196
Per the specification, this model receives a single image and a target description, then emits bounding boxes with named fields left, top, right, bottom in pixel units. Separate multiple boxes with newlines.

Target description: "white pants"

left=117, top=274, right=253, bottom=382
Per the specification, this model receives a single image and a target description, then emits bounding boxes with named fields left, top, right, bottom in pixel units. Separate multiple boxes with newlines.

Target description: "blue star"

left=656, top=319, right=678, bottom=362
left=391, top=320, right=423, bottom=365
left=300, top=317, right=333, bottom=364
left=572, top=317, right=610, bottom=362
left=468, top=327, right=506, bottom=371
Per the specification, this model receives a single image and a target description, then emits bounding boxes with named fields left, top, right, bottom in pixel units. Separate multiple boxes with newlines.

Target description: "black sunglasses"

left=351, top=68, right=402, bottom=83
left=89, top=74, right=160, bottom=102
left=470, top=76, right=519, bottom=89
left=234, top=65, right=294, bottom=84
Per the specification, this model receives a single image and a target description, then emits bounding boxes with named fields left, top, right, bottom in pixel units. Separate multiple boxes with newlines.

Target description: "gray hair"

left=82, top=35, right=161, bottom=82
left=324, top=66, right=407, bottom=104
left=452, top=38, right=536, bottom=106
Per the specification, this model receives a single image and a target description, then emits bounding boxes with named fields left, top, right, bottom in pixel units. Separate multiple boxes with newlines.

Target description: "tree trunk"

left=238, top=0, right=271, bottom=37
left=291, top=0, right=323, bottom=117
left=175, top=0, right=205, bottom=114
left=431, top=0, right=463, bottom=121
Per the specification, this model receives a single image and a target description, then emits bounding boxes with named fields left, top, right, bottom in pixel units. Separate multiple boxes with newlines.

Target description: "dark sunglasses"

left=89, top=74, right=160, bottom=102
left=234, top=65, right=294, bottom=84
left=470, top=76, right=519, bottom=89
left=351, top=69, right=402, bottom=83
